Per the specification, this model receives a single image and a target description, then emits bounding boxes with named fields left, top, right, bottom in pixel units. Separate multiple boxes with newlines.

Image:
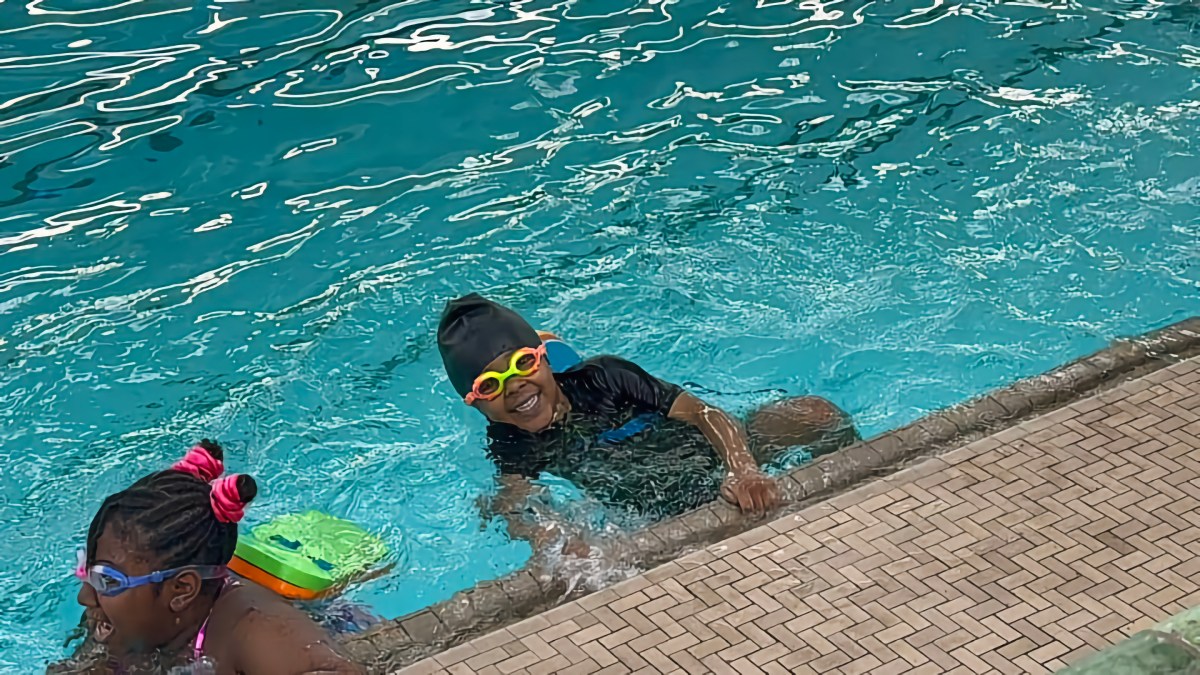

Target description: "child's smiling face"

left=472, top=347, right=564, bottom=432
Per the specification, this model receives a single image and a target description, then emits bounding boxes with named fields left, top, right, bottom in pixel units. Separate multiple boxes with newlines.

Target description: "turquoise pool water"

left=1, top=0, right=1197, bottom=668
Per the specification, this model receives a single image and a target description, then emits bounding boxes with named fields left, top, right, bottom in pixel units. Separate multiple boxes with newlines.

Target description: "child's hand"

left=721, top=469, right=780, bottom=515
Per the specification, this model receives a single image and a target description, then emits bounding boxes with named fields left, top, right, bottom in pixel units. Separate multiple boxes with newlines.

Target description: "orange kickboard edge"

left=228, top=555, right=325, bottom=601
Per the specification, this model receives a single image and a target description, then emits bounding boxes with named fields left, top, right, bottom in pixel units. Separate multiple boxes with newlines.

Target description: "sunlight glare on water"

left=0, top=0, right=1197, bottom=668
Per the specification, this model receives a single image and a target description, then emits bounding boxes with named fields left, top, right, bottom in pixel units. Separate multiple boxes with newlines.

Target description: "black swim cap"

left=437, top=293, right=542, bottom=397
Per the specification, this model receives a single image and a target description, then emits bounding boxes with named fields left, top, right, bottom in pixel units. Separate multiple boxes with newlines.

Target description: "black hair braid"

left=85, top=440, right=257, bottom=578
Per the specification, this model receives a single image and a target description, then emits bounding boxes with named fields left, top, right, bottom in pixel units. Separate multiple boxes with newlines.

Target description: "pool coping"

left=341, top=316, right=1200, bottom=671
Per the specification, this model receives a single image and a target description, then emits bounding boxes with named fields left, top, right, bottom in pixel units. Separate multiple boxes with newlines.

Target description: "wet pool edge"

left=341, top=316, right=1200, bottom=671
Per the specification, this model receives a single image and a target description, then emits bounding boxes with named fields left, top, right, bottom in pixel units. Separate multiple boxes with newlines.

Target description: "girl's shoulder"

left=211, top=580, right=307, bottom=633
left=206, top=581, right=361, bottom=673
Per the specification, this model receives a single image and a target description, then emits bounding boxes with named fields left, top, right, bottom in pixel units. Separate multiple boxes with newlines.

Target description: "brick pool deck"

left=397, top=356, right=1200, bottom=675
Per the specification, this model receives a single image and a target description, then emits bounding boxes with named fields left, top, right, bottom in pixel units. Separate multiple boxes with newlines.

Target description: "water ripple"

left=1, top=0, right=1198, bottom=668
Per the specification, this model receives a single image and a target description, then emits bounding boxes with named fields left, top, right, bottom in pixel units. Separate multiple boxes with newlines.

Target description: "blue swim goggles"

left=75, top=550, right=227, bottom=597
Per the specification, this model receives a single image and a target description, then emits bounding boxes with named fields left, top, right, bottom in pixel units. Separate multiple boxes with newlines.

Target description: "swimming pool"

left=1, top=0, right=1197, bottom=668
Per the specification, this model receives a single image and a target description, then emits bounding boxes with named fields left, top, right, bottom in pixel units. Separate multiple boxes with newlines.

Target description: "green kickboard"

left=234, top=511, right=387, bottom=593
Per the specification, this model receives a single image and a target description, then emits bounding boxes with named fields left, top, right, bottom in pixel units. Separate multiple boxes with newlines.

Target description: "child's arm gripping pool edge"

left=668, top=392, right=780, bottom=515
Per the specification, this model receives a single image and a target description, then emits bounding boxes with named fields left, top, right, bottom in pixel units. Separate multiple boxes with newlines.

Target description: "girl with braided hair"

left=75, top=440, right=362, bottom=674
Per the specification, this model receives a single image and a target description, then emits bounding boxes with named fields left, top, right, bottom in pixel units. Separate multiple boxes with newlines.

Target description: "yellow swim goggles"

left=464, top=344, right=547, bottom=405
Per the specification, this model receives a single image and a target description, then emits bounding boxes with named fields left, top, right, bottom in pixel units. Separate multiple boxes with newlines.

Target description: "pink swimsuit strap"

left=194, top=578, right=230, bottom=660
left=193, top=616, right=210, bottom=660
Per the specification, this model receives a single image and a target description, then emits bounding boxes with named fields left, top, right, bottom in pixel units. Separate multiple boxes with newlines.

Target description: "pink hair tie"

left=209, top=475, right=247, bottom=524
left=172, top=445, right=225, bottom=482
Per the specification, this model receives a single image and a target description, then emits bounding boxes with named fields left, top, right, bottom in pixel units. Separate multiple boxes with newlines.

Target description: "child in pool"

left=437, top=294, right=859, bottom=548
left=74, top=440, right=362, bottom=674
